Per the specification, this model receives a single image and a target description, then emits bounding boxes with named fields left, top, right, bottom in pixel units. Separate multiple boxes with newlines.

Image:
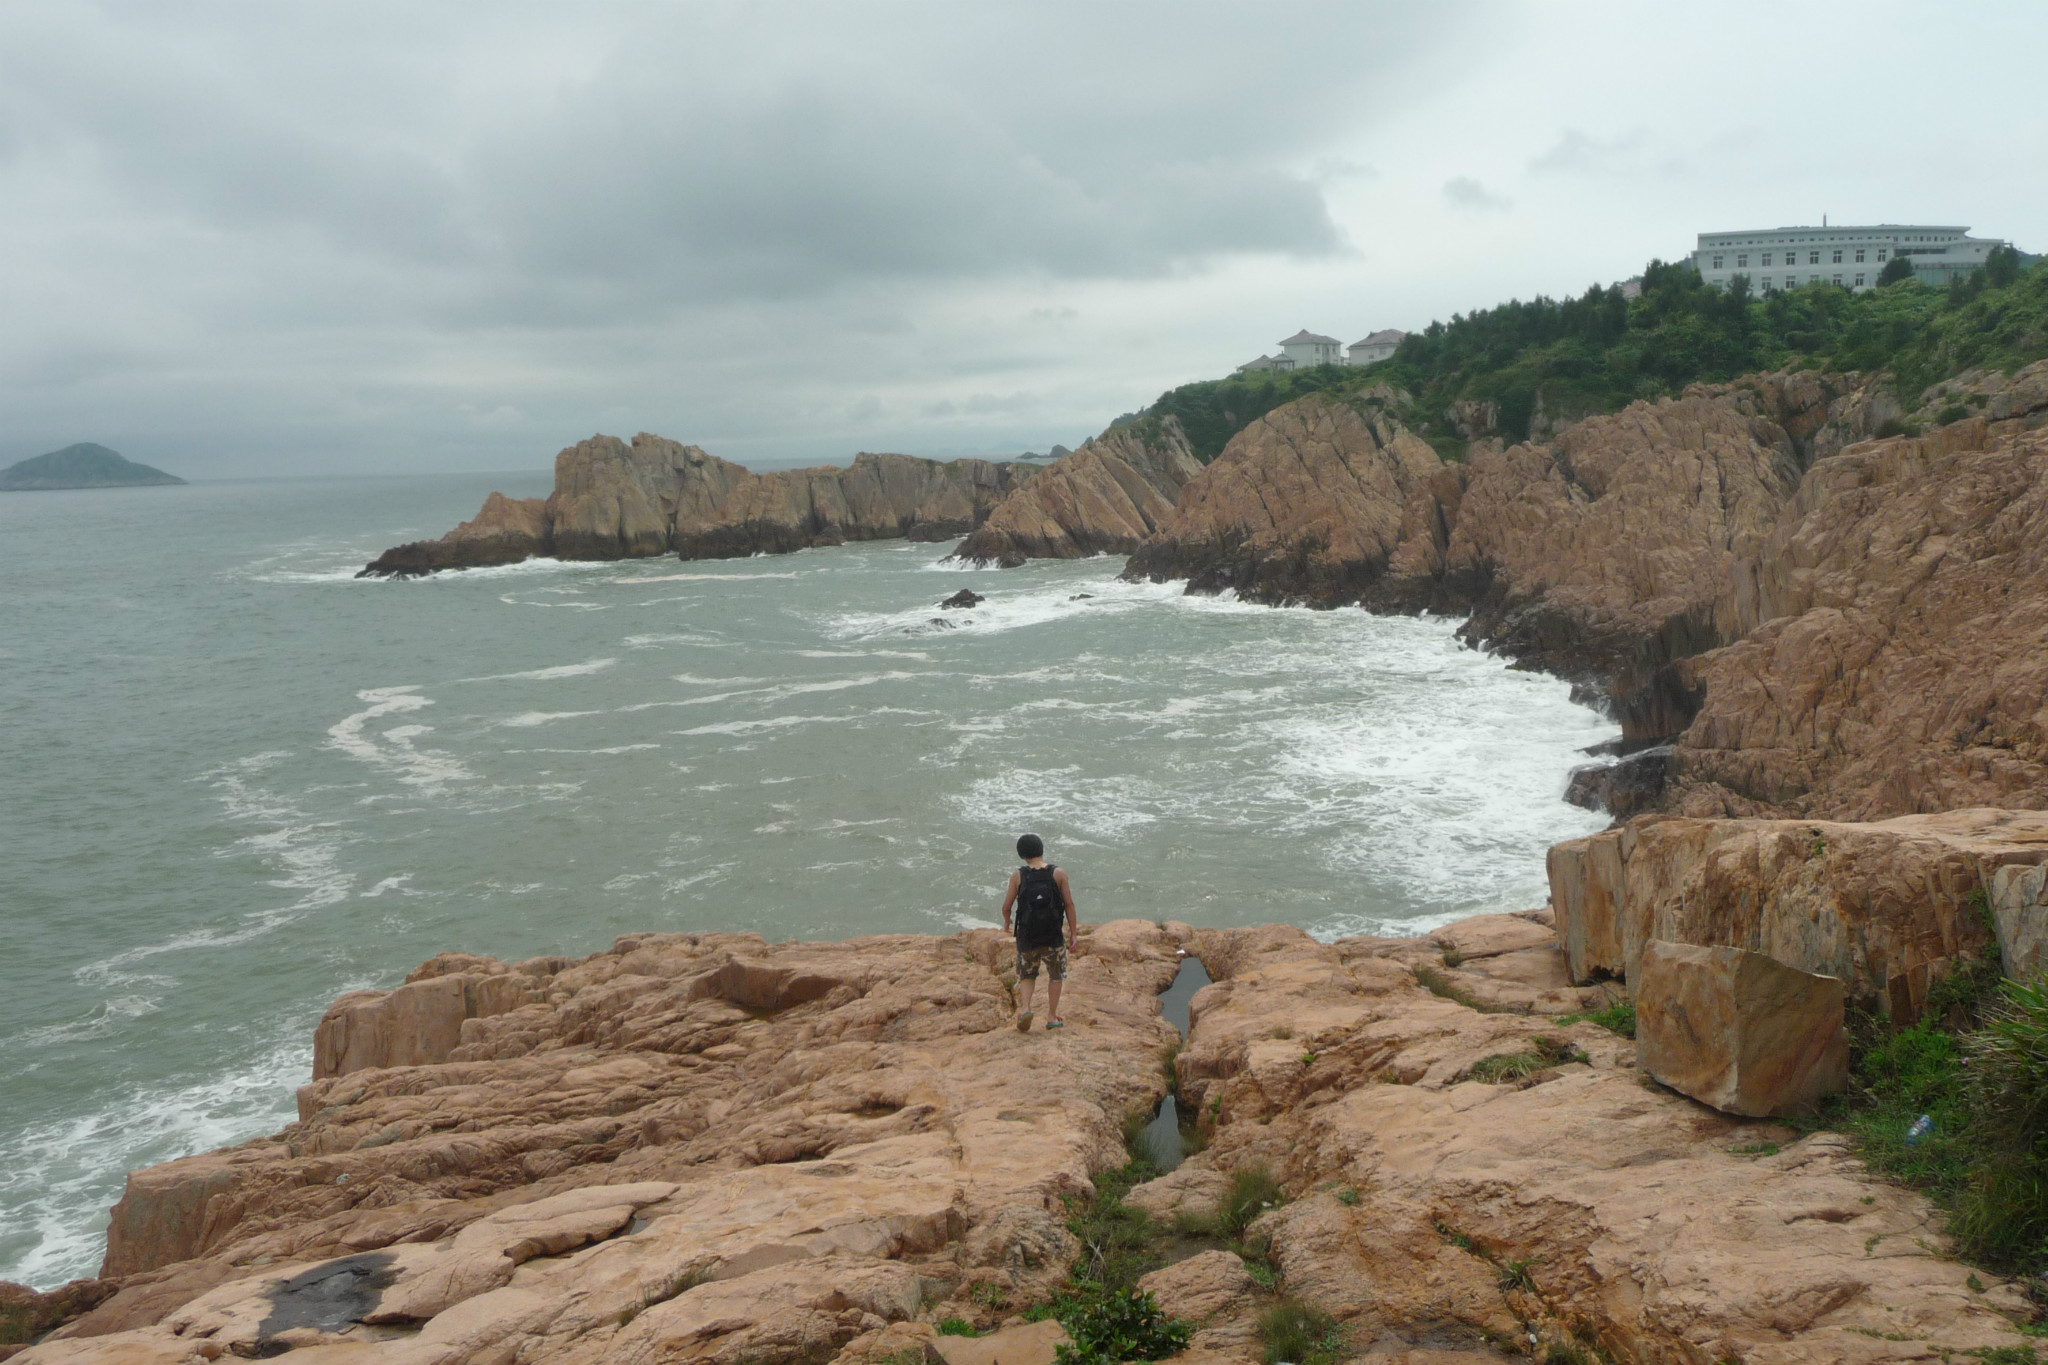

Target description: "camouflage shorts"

left=1016, top=944, right=1067, bottom=981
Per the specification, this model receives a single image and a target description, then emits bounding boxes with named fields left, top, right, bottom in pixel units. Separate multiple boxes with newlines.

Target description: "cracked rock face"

left=1671, top=416, right=2048, bottom=821
left=950, top=417, right=1204, bottom=567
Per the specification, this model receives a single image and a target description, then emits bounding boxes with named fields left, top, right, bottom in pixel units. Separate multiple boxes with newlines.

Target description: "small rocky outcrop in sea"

left=358, top=436, right=1032, bottom=576
left=0, top=443, right=185, bottom=492
left=949, top=417, right=1203, bottom=567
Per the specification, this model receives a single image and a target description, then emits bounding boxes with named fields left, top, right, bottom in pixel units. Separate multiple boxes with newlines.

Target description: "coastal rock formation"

left=950, top=418, right=1202, bottom=567
left=1546, top=807, right=2048, bottom=1013
left=1133, top=924, right=2029, bottom=1364
left=32, top=924, right=1182, bottom=1361
left=1667, top=415, right=2048, bottom=819
left=1633, top=941, right=1848, bottom=1117
left=1123, top=393, right=1453, bottom=607
left=360, top=435, right=1030, bottom=576
left=1441, top=393, right=1803, bottom=741
left=15, top=915, right=2039, bottom=1364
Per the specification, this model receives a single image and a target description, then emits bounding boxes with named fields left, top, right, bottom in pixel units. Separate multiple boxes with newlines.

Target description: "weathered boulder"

left=951, top=418, right=1202, bottom=566
left=361, top=436, right=1032, bottom=575
left=1668, top=419, right=2048, bottom=820
left=1135, top=1249, right=1256, bottom=1323
left=1547, top=808, right=2048, bottom=1013
left=1124, top=393, right=1452, bottom=607
left=1634, top=940, right=1848, bottom=1116
left=1991, top=861, right=2048, bottom=981
left=938, top=589, right=984, bottom=610
left=310, top=969, right=535, bottom=1080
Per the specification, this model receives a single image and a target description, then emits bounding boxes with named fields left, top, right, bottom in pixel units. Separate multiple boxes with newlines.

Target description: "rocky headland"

left=10, top=880, right=2047, bottom=1363
left=948, top=418, right=1203, bottom=567
left=359, top=436, right=1031, bottom=576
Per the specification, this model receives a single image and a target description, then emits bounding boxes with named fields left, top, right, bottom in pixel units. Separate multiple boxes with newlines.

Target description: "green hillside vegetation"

left=1143, top=247, right=2047, bottom=461
left=0, top=442, right=186, bottom=491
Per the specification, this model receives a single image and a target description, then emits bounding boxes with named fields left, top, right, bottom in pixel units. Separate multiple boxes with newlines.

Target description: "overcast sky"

left=3, top=1, right=2044, bottom=477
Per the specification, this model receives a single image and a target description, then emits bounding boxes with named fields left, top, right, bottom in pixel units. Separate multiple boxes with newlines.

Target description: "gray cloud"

left=1529, top=128, right=1683, bottom=178
left=1442, top=176, right=1512, bottom=212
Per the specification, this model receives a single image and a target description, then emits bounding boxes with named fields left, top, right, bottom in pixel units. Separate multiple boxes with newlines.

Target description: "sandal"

left=1015, top=1011, right=1034, bottom=1033
left=1046, top=1019, right=1065, bottom=1029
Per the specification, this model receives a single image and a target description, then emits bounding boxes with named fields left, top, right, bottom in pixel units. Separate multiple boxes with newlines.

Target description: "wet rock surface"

left=938, top=589, right=984, bottom=609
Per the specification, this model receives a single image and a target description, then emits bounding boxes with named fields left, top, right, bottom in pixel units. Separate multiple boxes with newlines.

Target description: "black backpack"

left=1015, top=864, right=1065, bottom=948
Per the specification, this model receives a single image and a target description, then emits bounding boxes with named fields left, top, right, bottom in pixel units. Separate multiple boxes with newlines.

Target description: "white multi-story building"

left=1235, top=326, right=1403, bottom=374
left=1692, top=224, right=2015, bottom=293
left=1347, top=329, right=1407, bottom=364
left=1277, top=329, right=1344, bottom=367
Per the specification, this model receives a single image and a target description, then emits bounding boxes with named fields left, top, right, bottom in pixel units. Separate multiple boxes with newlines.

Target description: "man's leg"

left=1046, top=976, right=1062, bottom=1022
left=1016, top=973, right=1036, bottom=1020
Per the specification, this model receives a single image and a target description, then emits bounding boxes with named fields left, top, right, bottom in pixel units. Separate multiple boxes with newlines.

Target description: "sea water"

left=0, top=472, right=1615, bottom=1287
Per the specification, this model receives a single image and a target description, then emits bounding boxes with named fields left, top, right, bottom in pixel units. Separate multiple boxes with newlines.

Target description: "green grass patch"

left=1815, top=952, right=2048, bottom=1279
left=1257, top=1297, right=1343, bottom=1365
left=937, top=1318, right=981, bottom=1337
left=1555, top=999, right=1637, bottom=1039
left=1466, top=1035, right=1588, bottom=1083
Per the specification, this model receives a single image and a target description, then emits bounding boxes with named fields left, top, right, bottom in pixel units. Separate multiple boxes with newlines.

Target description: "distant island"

left=0, top=443, right=186, bottom=492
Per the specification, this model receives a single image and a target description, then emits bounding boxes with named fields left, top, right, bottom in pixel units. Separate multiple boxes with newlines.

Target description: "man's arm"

left=1000, top=871, right=1020, bottom=935
left=1056, top=867, right=1078, bottom=949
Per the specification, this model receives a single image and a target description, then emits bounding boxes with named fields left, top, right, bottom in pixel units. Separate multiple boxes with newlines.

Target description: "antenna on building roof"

left=1823, top=213, right=1828, bottom=227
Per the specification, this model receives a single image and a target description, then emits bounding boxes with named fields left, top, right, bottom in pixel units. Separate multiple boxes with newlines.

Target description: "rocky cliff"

left=359, top=436, right=1031, bottom=576
left=1122, top=393, right=1454, bottom=609
left=1668, top=415, right=2048, bottom=821
left=10, top=912, right=2036, bottom=1364
left=949, top=418, right=1202, bottom=567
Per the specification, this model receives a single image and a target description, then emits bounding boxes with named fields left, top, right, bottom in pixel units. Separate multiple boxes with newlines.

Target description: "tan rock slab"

left=1992, top=861, right=2048, bottom=981
left=1137, top=1250, right=1255, bottom=1323
left=1547, top=807, right=2048, bottom=1007
left=1636, top=940, right=1848, bottom=1117
left=929, top=1319, right=1072, bottom=1365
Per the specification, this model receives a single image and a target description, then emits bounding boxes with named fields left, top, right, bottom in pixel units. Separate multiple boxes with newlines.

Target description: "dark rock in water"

left=1070, top=593, right=1094, bottom=600
left=939, top=588, right=985, bottom=609
left=926, top=617, right=956, bottom=629
left=0, top=442, right=185, bottom=491
left=1565, top=746, right=1674, bottom=821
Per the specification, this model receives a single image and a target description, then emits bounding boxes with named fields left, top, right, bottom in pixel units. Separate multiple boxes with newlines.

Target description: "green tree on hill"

left=1137, top=254, right=2048, bottom=461
left=1877, top=255, right=1917, bottom=287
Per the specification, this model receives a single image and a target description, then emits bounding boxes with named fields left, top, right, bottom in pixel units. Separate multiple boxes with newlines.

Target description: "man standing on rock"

left=1000, top=834, right=1078, bottom=1032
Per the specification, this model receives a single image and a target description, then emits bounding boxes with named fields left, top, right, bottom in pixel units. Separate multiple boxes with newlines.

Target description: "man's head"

left=1016, top=833, right=1045, bottom=860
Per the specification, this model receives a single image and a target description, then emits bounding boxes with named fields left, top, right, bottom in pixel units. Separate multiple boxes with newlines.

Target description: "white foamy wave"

left=466, top=657, right=617, bottom=682
left=625, top=571, right=799, bottom=583
left=326, top=687, right=476, bottom=790
left=497, top=710, right=604, bottom=728
left=952, top=767, right=1168, bottom=841
left=676, top=714, right=859, bottom=737
left=8, top=995, right=161, bottom=1050
left=0, top=1036, right=309, bottom=1287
